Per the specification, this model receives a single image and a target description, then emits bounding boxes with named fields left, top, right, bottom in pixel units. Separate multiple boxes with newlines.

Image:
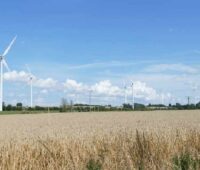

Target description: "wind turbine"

left=123, top=82, right=127, bottom=104
left=26, top=65, right=33, bottom=108
left=0, top=36, right=17, bottom=111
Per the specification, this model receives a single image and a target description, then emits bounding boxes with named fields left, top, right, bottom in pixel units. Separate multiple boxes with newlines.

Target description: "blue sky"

left=1, top=0, right=200, bottom=106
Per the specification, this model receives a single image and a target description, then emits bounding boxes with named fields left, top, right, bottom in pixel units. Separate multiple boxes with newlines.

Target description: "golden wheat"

left=0, top=110, right=199, bottom=169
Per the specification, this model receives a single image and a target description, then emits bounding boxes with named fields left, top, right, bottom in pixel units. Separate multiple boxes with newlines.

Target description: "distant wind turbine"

left=0, top=36, right=17, bottom=111
left=26, top=65, right=33, bottom=108
left=123, top=82, right=127, bottom=104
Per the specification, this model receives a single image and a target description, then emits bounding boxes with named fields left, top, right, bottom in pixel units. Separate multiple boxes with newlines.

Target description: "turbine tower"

left=26, top=65, right=33, bottom=108
left=0, top=36, right=17, bottom=111
left=123, top=83, right=127, bottom=104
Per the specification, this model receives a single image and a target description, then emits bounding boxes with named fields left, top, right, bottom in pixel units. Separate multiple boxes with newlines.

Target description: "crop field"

left=0, top=110, right=200, bottom=169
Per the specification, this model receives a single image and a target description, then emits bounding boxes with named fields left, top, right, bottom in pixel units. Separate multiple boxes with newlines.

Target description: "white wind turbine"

left=123, top=82, right=127, bottom=104
left=26, top=65, right=33, bottom=108
left=0, top=36, right=17, bottom=111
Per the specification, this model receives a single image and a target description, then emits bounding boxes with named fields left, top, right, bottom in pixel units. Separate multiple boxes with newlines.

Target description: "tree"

left=3, top=102, right=6, bottom=111
left=134, top=103, right=145, bottom=110
left=16, top=103, right=23, bottom=107
left=123, top=103, right=133, bottom=110
left=6, top=104, right=12, bottom=111
left=60, top=98, right=68, bottom=112
left=16, top=103, right=23, bottom=111
left=196, top=102, right=200, bottom=108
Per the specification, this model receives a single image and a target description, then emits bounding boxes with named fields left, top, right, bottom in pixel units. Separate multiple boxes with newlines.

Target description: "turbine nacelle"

left=26, top=64, right=34, bottom=81
left=0, top=57, right=10, bottom=72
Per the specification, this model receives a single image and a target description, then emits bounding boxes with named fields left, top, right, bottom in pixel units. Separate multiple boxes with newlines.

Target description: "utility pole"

left=89, top=90, right=92, bottom=111
left=187, top=96, right=190, bottom=105
left=159, top=89, right=164, bottom=105
left=131, top=82, right=134, bottom=110
left=124, top=85, right=127, bottom=104
left=161, top=93, right=164, bottom=105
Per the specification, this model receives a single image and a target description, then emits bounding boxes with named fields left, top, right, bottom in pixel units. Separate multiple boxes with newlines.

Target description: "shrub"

left=86, top=159, right=102, bottom=170
left=172, top=152, right=200, bottom=170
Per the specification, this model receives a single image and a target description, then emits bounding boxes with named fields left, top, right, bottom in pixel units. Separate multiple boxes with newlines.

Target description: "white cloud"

left=4, top=70, right=31, bottom=82
left=67, top=60, right=155, bottom=70
left=40, top=89, right=48, bottom=94
left=4, top=70, right=57, bottom=89
left=34, top=97, right=45, bottom=106
left=62, top=79, right=169, bottom=103
left=91, top=80, right=122, bottom=96
left=130, top=81, right=159, bottom=100
left=145, top=64, right=198, bottom=74
left=34, top=78, right=57, bottom=88
left=4, top=70, right=173, bottom=105
left=63, top=79, right=88, bottom=92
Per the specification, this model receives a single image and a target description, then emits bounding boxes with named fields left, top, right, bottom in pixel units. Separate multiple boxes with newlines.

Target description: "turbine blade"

left=123, top=81, right=126, bottom=89
left=2, top=36, right=17, bottom=57
left=25, top=64, right=32, bottom=74
left=2, top=59, right=10, bottom=72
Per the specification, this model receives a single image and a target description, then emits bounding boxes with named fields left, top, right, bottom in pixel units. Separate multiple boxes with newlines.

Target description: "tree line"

left=2, top=98, right=200, bottom=112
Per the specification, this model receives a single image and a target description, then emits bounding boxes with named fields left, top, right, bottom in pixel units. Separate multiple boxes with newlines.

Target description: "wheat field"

left=0, top=110, right=200, bottom=169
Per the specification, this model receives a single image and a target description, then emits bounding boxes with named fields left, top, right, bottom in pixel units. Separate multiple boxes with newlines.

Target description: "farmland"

left=0, top=110, right=200, bottom=169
